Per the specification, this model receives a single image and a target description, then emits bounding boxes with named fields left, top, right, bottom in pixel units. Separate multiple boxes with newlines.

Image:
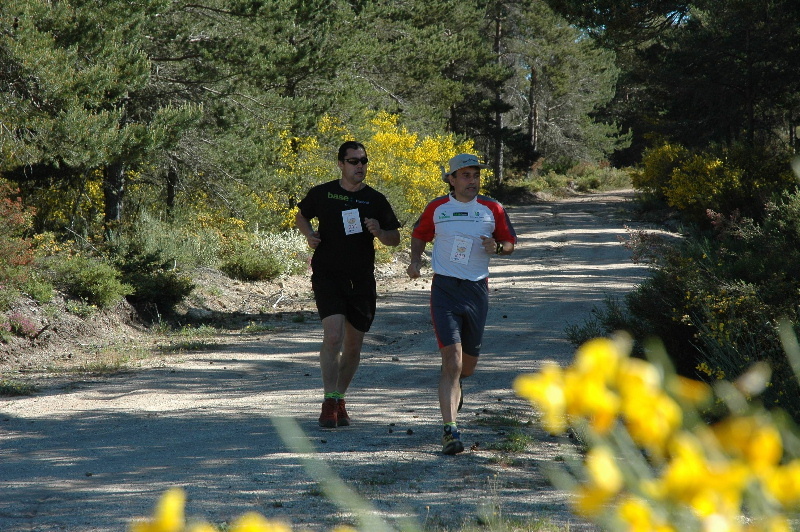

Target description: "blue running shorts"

left=430, top=274, right=489, bottom=356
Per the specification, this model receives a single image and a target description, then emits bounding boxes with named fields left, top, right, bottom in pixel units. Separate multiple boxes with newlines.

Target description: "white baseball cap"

left=442, top=153, right=489, bottom=182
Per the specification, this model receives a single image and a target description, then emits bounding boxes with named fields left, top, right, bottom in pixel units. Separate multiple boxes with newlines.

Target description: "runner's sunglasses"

left=343, top=157, right=369, bottom=165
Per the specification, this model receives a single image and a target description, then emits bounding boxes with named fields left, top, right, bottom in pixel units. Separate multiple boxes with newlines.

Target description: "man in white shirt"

left=407, top=153, right=517, bottom=454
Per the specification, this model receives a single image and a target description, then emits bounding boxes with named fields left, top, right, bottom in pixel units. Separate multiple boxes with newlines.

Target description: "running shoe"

left=336, top=398, right=350, bottom=427
left=442, top=426, right=465, bottom=455
left=457, top=378, right=463, bottom=412
left=318, top=397, right=337, bottom=428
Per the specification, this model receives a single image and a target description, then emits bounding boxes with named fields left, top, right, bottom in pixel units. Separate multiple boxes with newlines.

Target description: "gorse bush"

left=632, top=142, right=797, bottom=223
left=261, top=111, right=475, bottom=231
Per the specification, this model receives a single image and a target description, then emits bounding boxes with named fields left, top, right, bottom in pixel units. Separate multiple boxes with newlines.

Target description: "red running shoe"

left=336, top=399, right=350, bottom=427
left=318, top=398, right=337, bottom=428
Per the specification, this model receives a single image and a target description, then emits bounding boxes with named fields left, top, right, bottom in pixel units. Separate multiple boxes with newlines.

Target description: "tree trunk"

left=528, top=66, right=539, bottom=155
left=103, top=161, right=125, bottom=241
left=492, top=14, right=504, bottom=186
left=166, top=165, right=178, bottom=219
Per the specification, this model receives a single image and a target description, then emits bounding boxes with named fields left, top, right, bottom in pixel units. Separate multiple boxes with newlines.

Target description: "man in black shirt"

left=295, top=141, right=401, bottom=428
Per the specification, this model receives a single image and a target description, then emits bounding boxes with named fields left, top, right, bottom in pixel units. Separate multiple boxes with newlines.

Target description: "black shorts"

left=311, top=271, right=377, bottom=333
left=430, top=274, right=489, bottom=356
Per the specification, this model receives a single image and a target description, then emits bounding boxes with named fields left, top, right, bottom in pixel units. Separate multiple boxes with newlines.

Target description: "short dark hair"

left=338, top=141, right=367, bottom=161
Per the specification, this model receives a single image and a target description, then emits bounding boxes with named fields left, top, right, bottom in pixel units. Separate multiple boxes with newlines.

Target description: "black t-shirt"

left=297, top=179, right=401, bottom=275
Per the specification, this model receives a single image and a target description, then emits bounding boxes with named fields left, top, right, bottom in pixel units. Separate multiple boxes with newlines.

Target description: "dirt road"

left=0, top=191, right=652, bottom=532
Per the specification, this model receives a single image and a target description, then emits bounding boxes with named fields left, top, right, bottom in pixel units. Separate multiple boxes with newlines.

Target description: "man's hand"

left=364, top=217, right=382, bottom=238
left=305, top=231, right=321, bottom=249
left=407, top=260, right=422, bottom=279
left=480, top=235, right=497, bottom=254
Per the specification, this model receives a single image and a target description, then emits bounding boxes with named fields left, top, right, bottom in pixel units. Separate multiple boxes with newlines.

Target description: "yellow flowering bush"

left=359, top=111, right=476, bottom=224
left=514, top=334, right=800, bottom=531
left=263, top=111, right=476, bottom=231
left=665, top=153, right=742, bottom=214
left=631, top=143, right=689, bottom=199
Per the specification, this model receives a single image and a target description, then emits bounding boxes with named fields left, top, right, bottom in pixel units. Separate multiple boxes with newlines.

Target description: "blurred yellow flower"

left=622, top=390, right=682, bottom=458
left=586, top=446, right=624, bottom=494
left=573, top=446, right=624, bottom=517
left=764, top=459, right=800, bottom=507
left=651, top=434, right=748, bottom=518
left=617, top=496, right=675, bottom=532
left=564, top=368, right=620, bottom=434
left=667, top=375, right=712, bottom=406
left=712, top=416, right=782, bottom=475
left=574, top=337, right=624, bottom=382
left=129, top=487, right=185, bottom=532
left=513, top=361, right=567, bottom=434
left=229, top=512, right=292, bottom=532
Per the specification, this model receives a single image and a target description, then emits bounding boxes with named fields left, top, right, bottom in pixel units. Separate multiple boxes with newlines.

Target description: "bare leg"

left=319, top=314, right=364, bottom=394
left=336, top=320, right=365, bottom=394
left=439, top=343, right=462, bottom=423
left=440, top=345, right=480, bottom=423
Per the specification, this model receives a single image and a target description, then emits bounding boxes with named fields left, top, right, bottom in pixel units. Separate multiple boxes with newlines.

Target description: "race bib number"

left=450, top=236, right=473, bottom=264
left=342, top=208, right=363, bottom=235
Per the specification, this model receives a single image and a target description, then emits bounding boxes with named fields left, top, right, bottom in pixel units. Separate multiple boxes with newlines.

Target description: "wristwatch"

left=495, top=241, right=503, bottom=255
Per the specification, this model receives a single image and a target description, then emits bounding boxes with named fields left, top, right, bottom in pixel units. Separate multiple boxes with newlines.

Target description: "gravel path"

left=0, top=191, right=653, bottom=532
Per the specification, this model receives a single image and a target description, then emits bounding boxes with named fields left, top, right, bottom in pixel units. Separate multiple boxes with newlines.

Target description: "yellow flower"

left=667, top=375, right=712, bottom=406
left=622, top=390, right=681, bottom=458
left=617, top=496, right=676, bottom=532
left=764, top=459, right=800, bottom=507
left=586, top=446, right=624, bottom=494
left=573, top=337, right=623, bottom=383
left=513, top=362, right=567, bottom=434
left=712, top=416, right=782, bottom=475
left=652, top=434, right=748, bottom=519
left=129, top=487, right=185, bottom=532
left=573, top=446, right=624, bottom=517
left=617, top=357, right=662, bottom=398
left=229, top=512, right=293, bottom=532
left=564, top=368, right=620, bottom=434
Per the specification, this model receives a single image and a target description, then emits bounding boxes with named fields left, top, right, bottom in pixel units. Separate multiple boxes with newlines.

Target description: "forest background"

left=4, top=1, right=800, bottom=531
left=0, top=0, right=800, bottom=528
left=2, top=0, right=800, bottom=477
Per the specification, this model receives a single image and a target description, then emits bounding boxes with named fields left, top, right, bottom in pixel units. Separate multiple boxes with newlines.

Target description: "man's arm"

left=407, top=237, right=427, bottom=278
left=295, top=211, right=321, bottom=249
left=363, top=218, right=400, bottom=247
left=497, top=240, right=515, bottom=255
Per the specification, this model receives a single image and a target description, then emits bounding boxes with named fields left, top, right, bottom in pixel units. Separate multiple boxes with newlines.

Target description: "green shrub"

left=220, top=245, right=282, bottom=281
left=22, top=273, right=54, bottom=304
left=52, top=255, right=132, bottom=308
left=0, top=285, right=21, bottom=312
left=220, top=230, right=308, bottom=281
left=0, top=379, right=36, bottom=396
left=125, top=210, right=222, bottom=269
left=114, top=244, right=195, bottom=318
